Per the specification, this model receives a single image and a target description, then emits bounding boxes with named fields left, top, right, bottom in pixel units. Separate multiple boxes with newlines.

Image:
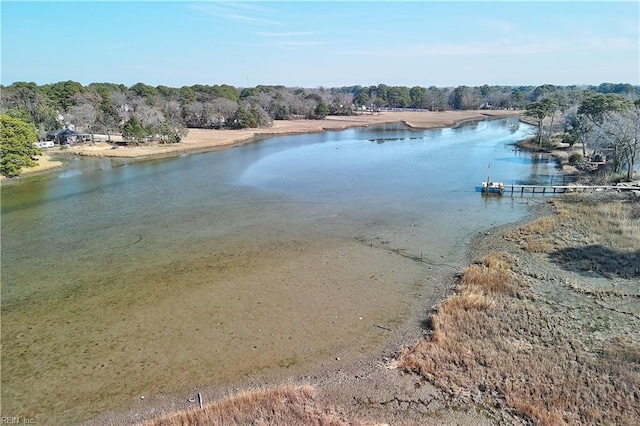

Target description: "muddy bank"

left=312, top=191, right=638, bottom=425
left=109, top=206, right=548, bottom=425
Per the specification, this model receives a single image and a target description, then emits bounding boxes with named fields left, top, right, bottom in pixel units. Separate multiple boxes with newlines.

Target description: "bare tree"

left=65, top=103, right=97, bottom=138
left=161, top=99, right=182, bottom=126
left=600, top=108, right=640, bottom=180
left=134, top=104, right=164, bottom=135
left=565, top=107, right=596, bottom=159
left=182, top=102, right=204, bottom=127
left=210, top=98, right=238, bottom=126
left=110, top=90, right=132, bottom=125
left=286, top=93, right=311, bottom=117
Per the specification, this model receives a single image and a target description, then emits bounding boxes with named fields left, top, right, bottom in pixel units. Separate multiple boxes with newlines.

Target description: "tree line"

left=1, top=81, right=639, bottom=177
left=521, top=85, right=640, bottom=181
left=2, top=80, right=635, bottom=140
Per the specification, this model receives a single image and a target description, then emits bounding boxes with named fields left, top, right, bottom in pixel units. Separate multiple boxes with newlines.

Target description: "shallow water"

left=1, top=118, right=555, bottom=422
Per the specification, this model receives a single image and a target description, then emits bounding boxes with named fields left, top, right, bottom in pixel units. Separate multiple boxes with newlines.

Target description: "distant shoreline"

left=11, top=110, right=522, bottom=180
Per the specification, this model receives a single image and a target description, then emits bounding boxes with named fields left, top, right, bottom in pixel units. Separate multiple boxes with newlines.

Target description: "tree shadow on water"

left=548, top=245, right=640, bottom=279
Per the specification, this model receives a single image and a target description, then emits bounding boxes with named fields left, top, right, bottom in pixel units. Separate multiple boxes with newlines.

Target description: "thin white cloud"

left=580, top=35, right=638, bottom=51
left=256, top=31, right=316, bottom=37
left=275, top=41, right=327, bottom=47
left=188, top=3, right=281, bottom=26
left=226, top=2, right=271, bottom=13
left=222, top=13, right=280, bottom=26
left=473, top=17, right=518, bottom=35
left=338, top=34, right=637, bottom=58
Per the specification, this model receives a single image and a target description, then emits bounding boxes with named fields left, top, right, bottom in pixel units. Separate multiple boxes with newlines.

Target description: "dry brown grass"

left=400, top=248, right=640, bottom=425
left=460, top=261, right=514, bottom=295
left=546, top=195, right=640, bottom=278
left=505, top=194, right=640, bottom=259
left=413, top=253, right=516, bottom=348
left=142, top=384, right=353, bottom=426
left=552, top=195, right=640, bottom=250
left=504, top=216, right=558, bottom=253
left=518, top=216, right=557, bottom=235
left=461, top=253, right=515, bottom=298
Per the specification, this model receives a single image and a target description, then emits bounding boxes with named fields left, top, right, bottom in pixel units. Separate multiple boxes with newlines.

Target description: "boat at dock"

left=481, top=181, right=505, bottom=195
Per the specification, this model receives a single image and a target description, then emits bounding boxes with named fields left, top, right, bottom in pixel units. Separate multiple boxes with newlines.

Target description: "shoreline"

left=130, top=130, right=637, bottom=424
left=7, top=110, right=522, bottom=182
left=94, top=112, right=535, bottom=425
left=133, top=192, right=639, bottom=426
left=119, top=199, right=554, bottom=426
left=6, top=110, right=529, bottom=424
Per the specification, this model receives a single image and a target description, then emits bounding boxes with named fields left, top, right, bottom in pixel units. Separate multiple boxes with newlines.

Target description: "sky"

left=1, top=1, right=639, bottom=89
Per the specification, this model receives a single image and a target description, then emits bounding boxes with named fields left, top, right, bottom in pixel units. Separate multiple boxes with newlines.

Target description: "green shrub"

left=568, top=153, right=583, bottom=165
left=562, top=132, right=578, bottom=146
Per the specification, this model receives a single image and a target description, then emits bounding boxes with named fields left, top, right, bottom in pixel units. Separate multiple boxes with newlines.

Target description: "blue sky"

left=2, top=1, right=638, bottom=88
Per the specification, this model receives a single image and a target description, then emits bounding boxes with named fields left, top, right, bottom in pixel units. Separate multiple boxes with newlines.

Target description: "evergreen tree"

left=122, top=116, right=146, bottom=143
left=314, top=101, right=329, bottom=119
left=1, top=114, right=41, bottom=177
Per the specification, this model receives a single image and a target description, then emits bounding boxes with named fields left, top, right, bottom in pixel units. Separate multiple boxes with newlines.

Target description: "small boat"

left=481, top=181, right=505, bottom=195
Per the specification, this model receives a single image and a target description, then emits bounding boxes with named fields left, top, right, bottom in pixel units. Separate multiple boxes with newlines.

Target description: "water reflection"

left=239, top=117, right=548, bottom=203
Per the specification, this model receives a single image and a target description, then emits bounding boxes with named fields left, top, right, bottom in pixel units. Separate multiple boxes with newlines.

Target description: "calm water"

left=1, top=117, right=554, bottom=422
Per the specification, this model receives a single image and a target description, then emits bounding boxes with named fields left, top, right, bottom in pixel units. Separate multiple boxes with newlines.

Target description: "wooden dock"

left=497, top=184, right=640, bottom=196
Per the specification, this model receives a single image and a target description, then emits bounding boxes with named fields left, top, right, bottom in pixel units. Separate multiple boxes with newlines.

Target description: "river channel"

left=1, top=118, right=555, bottom=422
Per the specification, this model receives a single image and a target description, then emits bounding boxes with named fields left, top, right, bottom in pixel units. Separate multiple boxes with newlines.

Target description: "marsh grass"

left=142, top=384, right=351, bottom=426
left=592, top=200, right=640, bottom=248
left=429, top=254, right=516, bottom=342
left=401, top=248, right=640, bottom=424
left=505, top=195, right=640, bottom=261
left=504, top=216, right=558, bottom=253
left=552, top=195, right=640, bottom=250
left=544, top=195, right=640, bottom=278
left=522, top=240, right=554, bottom=253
